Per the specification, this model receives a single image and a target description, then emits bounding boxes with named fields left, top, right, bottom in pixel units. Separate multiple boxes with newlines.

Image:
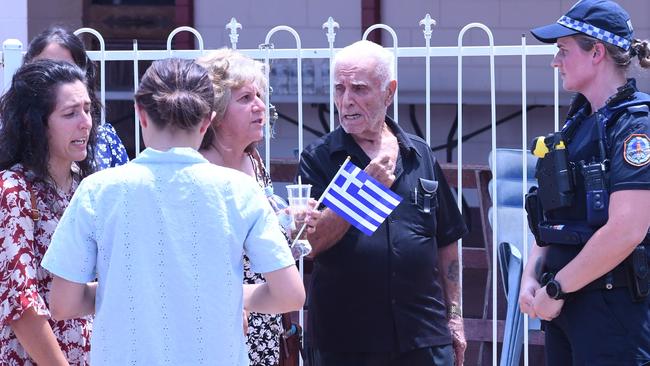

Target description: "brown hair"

left=135, top=58, right=214, bottom=131
left=574, top=34, right=650, bottom=70
left=196, top=49, right=267, bottom=151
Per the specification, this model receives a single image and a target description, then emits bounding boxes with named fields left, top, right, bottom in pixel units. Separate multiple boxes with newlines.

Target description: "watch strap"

left=447, top=304, right=462, bottom=318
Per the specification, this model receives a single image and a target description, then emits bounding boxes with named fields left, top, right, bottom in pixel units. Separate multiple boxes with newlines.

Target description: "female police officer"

left=519, top=0, right=650, bottom=364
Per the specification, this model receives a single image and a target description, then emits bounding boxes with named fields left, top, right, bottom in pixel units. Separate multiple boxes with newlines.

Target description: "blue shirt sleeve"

left=233, top=177, right=295, bottom=274
left=95, top=122, right=129, bottom=170
left=609, top=111, right=650, bottom=192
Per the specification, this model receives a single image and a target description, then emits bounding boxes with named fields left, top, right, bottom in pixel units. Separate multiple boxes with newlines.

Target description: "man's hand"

left=448, top=315, right=466, bottom=366
left=364, top=154, right=395, bottom=187
left=518, top=276, right=541, bottom=318
left=304, top=199, right=322, bottom=234
left=292, top=199, right=321, bottom=236
left=532, top=286, right=564, bottom=321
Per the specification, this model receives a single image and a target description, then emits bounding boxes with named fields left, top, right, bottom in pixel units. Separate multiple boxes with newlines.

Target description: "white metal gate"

left=1, top=15, right=561, bottom=366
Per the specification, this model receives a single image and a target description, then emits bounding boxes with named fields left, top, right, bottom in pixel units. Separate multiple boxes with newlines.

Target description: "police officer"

left=519, top=0, right=650, bottom=364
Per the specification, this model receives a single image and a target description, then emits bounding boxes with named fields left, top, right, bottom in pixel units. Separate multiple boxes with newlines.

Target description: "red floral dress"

left=0, top=164, right=91, bottom=366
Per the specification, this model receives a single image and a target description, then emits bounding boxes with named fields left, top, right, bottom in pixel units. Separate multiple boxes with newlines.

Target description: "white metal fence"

left=1, top=15, right=560, bottom=366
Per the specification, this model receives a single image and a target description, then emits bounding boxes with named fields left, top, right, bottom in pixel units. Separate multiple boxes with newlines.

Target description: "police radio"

left=531, top=132, right=575, bottom=211
left=580, top=160, right=609, bottom=227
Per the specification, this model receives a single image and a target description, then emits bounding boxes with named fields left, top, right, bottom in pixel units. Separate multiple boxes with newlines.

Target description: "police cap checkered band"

left=530, top=0, right=633, bottom=50
left=557, top=15, right=631, bottom=50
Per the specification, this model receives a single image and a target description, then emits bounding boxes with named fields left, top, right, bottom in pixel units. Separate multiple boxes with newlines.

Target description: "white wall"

left=2, top=0, right=648, bottom=166
left=0, top=0, right=28, bottom=89
left=238, top=0, right=649, bottom=166
left=381, top=0, right=650, bottom=102
left=194, top=0, right=362, bottom=50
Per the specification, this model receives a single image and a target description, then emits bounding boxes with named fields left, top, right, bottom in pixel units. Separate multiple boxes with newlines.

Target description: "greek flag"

left=322, top=159, right=402, bottom=236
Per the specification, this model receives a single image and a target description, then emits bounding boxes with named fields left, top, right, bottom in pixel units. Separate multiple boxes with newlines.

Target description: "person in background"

left=520, top=0, right=650, bottom=364
left=42, top=58, right=305, bottom=366
left=24, top=25, right=129, bottom=169
left=297, top=40, right=468, bottom=366
left=197, top=49, right=319, bottom=366
left=0, top=60, right=96, bottom=365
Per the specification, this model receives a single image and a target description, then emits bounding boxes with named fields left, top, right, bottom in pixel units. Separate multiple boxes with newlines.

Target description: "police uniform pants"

left=308, top=344, right=454, bottom=366
left=543, top=288, right=650, bottom=365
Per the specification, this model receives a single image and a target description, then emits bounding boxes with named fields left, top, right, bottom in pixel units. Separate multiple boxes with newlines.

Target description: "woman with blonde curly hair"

left=198, top=49, right=319, bottom=366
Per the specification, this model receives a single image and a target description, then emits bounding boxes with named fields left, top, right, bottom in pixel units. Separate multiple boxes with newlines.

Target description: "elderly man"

left=298, top=40, right=468, bottom=366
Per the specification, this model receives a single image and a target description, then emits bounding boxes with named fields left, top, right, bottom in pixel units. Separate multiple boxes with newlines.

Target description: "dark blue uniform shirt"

left=537, top=79, right=650, bottom=365
left=545, top=79, right=650, bottom=271
left=297, top=117, right=467, bottom=353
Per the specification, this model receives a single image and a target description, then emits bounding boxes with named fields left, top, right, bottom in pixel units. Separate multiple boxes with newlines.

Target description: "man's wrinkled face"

left=333, top=58, right=393, bottom=137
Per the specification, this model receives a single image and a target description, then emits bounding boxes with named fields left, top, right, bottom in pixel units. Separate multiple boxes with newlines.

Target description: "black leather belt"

left=582, top=266, right=628, bottom=291
left=541, top=264, right=628, bottom=296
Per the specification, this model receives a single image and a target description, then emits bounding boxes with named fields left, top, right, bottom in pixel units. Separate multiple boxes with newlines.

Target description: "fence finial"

left=226, top=18, right=242, bottom=50
left=420, top=14, right=437, bottom=41
left=322, top=17, right=339, bottom=44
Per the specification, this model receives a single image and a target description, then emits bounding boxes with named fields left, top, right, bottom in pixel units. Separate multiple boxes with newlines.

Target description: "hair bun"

left=134, top=58, right=214, bottom=131
left=154, top=91, right=208, bottom=130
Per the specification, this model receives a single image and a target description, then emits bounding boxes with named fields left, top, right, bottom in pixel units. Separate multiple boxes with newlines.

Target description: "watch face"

left=546, top=280, right=561, bottom=299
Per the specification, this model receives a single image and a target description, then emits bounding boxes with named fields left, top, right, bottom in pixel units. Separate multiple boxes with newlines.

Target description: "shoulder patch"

left=624, top=134, right=650, bottom=167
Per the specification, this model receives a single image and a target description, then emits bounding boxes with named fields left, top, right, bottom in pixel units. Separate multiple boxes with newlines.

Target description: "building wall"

left=3, top=0, right=649, bottom=165
left=27, top=0, right=82, bottom=39
left=188, top=0, right=647, bottom=165
left=194, top=0, right=362, bottom=50
left=0, top=0, right=28, bottom=89
left=381, top=0, right=650, bottom=101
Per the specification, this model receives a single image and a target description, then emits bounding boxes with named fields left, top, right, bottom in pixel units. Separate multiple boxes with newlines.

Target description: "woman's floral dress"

left=0, top=164, right=92, bottom=366
left=244, top=150, right=291, bottom=366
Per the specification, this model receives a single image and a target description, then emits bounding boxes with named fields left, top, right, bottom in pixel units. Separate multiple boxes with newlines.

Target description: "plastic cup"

left=286, top=184, right=312, bottom=209
left=286, top=184, right=312, bottom=259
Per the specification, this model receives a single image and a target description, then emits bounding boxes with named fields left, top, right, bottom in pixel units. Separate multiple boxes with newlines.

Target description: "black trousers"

left=543, top=288, right=650, bottom=366
left=308, top=344, right=454, bottom=366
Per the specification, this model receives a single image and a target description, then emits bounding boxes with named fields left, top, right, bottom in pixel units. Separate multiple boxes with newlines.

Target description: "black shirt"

left=297, top=117, right=468, bottom=352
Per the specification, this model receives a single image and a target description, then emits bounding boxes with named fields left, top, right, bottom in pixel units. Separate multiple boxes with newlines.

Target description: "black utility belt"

left=538, top=222, right=650, bottom=247
left=583, top=266, right=628, bottom=291
left=541, top=246, right=650, bottom=302
left=537, top=223, right=595, bottom=246
left=541, top=267, right=626, bottom=293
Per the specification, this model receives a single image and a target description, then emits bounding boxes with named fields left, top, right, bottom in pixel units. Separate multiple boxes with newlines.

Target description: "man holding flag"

left=297, top=40, right=468, bottom=366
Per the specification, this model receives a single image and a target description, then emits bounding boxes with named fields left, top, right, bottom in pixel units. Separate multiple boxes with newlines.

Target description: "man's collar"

left=328, top=116, right=420, bottom=157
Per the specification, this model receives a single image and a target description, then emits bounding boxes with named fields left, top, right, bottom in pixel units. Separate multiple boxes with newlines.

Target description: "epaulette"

left=627, top=104, right=650, bottom=115
left=605, top=91, right=650, bottom=126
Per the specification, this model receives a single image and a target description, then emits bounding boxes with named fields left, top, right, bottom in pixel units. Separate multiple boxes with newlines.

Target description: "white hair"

left=332, top=40, right=395, bottom=89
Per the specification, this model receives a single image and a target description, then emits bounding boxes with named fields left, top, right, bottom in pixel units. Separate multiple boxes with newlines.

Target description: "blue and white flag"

left=322, top=159, right=402, bottom=236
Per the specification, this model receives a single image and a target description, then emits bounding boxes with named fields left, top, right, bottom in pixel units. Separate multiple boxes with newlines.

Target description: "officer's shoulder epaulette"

left=627, top=104, right=650, bottom=115
left=611, top=92, right=650, bottom=116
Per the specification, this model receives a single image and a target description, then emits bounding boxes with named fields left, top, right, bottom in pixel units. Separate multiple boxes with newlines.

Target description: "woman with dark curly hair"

left=25, top=26, right=129, bottom=170
left=0, top=59, right=96, bottom=365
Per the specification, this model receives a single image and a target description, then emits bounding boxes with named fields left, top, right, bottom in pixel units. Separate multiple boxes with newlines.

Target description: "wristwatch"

left=447, top=304, right=462, bottom=319
left=545, top=278, right=568, bottom=300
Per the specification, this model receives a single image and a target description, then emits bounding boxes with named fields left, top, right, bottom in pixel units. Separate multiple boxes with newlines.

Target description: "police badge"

left=624, top=134, right=650, bottom=166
